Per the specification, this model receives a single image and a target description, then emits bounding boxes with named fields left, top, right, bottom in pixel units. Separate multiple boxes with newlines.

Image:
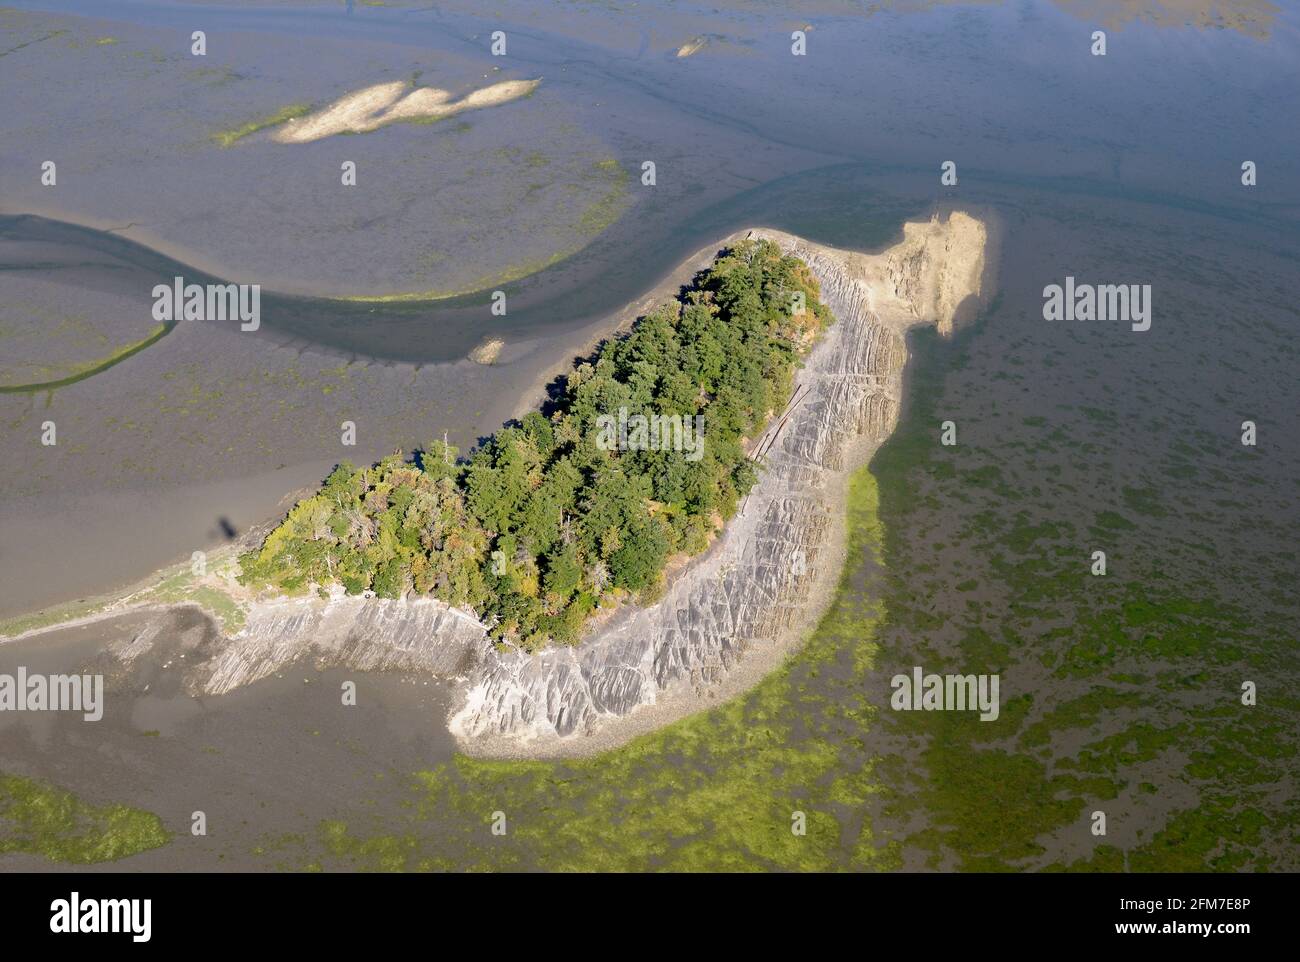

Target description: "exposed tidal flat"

left=6, top=0, right=1299, bottom=617
left=3, top=211, right=995, bottom=717
left=22, top=214, right=986, bottom=768
left=450, top=214, right=996, bottom=754
left=5, top=184, right=1297, bottom=871
left=3, top=0, right=1299, bottom=870
left=290, top=194, right=1298, bottom=872
left=0, top=610, right=459, bottom=870
left=0, top=209, right=661, bottom=616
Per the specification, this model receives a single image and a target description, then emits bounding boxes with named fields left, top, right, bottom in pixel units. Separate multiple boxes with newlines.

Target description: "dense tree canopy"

left=238, top=239, right=832, bottom=650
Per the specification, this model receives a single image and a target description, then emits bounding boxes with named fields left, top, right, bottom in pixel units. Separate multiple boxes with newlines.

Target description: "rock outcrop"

left=105, top=593, right=487, bottom=696
left=451, top=213, right=994, bottom=745
left=103, top=211, right=995, bottom=749
left=193, top=595, right=485, bottom=695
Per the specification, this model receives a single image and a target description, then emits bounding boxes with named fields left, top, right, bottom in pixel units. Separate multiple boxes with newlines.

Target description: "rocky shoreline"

left=7, top=211, right=997, bottom=757
left=451, top=214, right=996, bottom=754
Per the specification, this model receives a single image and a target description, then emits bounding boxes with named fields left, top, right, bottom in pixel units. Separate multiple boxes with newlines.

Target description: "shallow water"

left=1, top=0, right=1297, bottom=870
left=0, top=609, right=461, bottom=870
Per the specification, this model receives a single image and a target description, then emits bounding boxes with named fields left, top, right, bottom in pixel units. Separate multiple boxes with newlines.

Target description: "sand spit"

left=271, top=78, right=541, bottom=144
left=676, top=36, right=709, bottom=58
left=47, top=211, right=996, bottom=757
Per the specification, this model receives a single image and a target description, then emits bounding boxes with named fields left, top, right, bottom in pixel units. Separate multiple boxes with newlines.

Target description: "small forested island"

left=239, top=240, right=831, bottom=650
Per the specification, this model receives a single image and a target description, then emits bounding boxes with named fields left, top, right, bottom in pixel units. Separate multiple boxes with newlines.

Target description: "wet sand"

left=0, top=609, right=461, bottom=871
left=2, top=0, right=1298, bottom=872
left=5, top=0, right=1298, bottom=625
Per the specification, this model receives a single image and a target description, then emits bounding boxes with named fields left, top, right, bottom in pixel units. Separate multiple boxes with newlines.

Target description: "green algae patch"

left=213, top=103, right=312, bottom=148
left=0, top=322, right=173, bottom=394
left=0, top=596, right=111, bottom=640
left=297, top=316, right=1298, bottom=873
left=0, top=546, right=247, bottom=640
left=576, top=158, right=631, bottom=236
left=257, top=225, right=1296, bottom=873
left=0, top=773, right=170, bottom=864
left=307, top=470, right=897, bottom=872
left=337, top=158, right=631, bottom=304
left=868, top=320, right=1299, bottom=872
left=123, top=553, right=249, bottom=634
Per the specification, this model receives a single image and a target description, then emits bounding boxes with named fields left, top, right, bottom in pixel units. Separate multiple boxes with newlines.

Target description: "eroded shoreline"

left=3, top=210, right=1000, bottom=759
left=453, top=215, right=1000, bottom=756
